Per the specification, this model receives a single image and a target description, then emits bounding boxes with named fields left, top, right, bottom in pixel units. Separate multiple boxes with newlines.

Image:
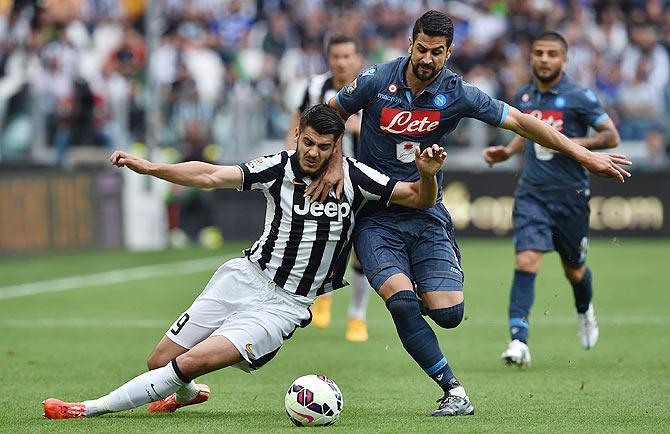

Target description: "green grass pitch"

left=1, top=239, right=668, bottom=433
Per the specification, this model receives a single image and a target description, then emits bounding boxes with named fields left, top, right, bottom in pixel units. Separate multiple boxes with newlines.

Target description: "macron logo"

left=380, top=108, right=440, bottom=135
left=294, top=197, right=351, bottom=221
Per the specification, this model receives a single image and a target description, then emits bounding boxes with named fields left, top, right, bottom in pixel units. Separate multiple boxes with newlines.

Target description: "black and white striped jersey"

left=237, top=150, right=397, bottom=301
left=298, top=71, right=360, bottom=158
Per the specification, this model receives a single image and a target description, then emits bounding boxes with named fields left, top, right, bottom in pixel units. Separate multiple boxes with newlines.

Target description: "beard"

left=410, top=59, right=442, bottom=81
left=533, top=66, right=562, bottom=83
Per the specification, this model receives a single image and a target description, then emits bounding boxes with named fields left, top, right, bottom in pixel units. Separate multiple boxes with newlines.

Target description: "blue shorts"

left=353, top=209, right=463, bottom=293
left=513, top=187, right=590, bottom=267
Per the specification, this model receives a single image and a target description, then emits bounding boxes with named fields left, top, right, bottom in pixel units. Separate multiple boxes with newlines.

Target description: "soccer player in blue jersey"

left=483, top=31, right=621, bottom=367
left=312, top=11, right=630, bottom=416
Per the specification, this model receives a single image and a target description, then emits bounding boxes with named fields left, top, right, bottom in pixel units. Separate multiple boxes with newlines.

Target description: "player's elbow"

left=605, top=132, right=621, bottom=149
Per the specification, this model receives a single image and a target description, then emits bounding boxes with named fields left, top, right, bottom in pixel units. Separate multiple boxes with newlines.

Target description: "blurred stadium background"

left=1, top=0, right=669, bottom=254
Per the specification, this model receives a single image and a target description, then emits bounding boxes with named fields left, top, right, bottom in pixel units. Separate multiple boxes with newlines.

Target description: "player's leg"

left=345, top=253, right=372, bottom=342
left=355, top=215, right=472, bottom=416
left=552, top=189, right=598, bottom=349
left=407, top=215, right=473, bottom=416
left=43, top=336, right=241, bottom=419
left=502, top=189, right=554, bottom=367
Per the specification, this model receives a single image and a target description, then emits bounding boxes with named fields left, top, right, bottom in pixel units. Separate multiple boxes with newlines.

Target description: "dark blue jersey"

left=515, top=75, right=609, bottom=192
left=336, top=56, right=508, bottom=223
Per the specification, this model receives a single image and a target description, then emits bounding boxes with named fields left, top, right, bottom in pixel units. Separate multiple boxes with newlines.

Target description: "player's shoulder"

left=359, top=57, right=402, bottom=82
left=558, top=77, right=599, bottom=102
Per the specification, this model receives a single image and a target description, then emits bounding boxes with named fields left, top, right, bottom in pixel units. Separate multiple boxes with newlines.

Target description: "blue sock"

left=385, top=290, right=454, bottom=389
left=509, top=270, right=536, bottom=343
left=571, top=267, right=592, bottom=314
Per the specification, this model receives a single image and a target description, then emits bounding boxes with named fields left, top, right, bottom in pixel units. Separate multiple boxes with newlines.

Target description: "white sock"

left=348, top=268, right=372, bottom=320
left=83, top=361, right=187, bottom=416
left=175, top=381, right=199, bottom=403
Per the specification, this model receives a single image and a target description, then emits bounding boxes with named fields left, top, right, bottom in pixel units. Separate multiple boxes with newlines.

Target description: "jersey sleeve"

left=462, top=81, right=509, bottom=126
left=236, top=152, right=286, bottom=191
left=346, top=158, right=398, bottom=206
left=574, top=88, right=609, bottom=126
left=335, top=66, right=381, bottom=114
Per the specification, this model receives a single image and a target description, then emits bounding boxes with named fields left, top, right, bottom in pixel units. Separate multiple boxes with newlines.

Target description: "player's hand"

left=305, top=163, right=345, bottom=203
left=482, top=145, right=510, bottom=167
left=415, top=144, right=447, bottom=177
left=581, top=152, right=632, bottom=182
left=110, top=150, right=152, bottom=174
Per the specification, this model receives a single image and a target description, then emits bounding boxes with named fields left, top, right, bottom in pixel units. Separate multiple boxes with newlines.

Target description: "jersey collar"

left=532, top=73, right=569, bottom=95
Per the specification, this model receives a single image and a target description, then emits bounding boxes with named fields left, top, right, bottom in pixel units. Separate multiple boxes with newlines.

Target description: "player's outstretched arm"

left=500, top=107, right=632, bottom=182
left=391, top=144, right=446, bottom=209
left=482, top=135, right=526, bottom=167
left=110, top=150, right=242, bottom=189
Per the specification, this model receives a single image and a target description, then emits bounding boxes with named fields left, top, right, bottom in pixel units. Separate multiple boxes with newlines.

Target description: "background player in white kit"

left=284, top=34, right=372, bottom=342
left=42, top=104, right=448, bottom=419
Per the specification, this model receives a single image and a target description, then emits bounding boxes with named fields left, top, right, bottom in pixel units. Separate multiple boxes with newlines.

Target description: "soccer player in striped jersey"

left=284, top=34, right=372, bottom=341
left=42, top=104, right=448, bottom=419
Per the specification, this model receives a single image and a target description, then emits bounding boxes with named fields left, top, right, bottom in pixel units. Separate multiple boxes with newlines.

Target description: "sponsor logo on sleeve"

left=379, top=108, right=440, bottom=135
left=361, top=67, right=376, bottom=77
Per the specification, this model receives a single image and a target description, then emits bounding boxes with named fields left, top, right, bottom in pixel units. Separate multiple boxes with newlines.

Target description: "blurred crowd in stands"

left=1, top=0, right=669, bottom=169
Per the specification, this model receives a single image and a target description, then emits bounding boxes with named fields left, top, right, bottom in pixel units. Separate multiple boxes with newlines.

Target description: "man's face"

left=328, top=42, right=361, bottom=83
left=531, top=40, right=567, bottom=83
left=295, top=126, right=337, bottom=176
left=409, top=32, right=451, bottom=81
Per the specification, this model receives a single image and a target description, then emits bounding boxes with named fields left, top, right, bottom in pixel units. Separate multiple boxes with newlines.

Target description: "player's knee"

left=515, top=252, right=541, bottom=272
left=564, top=265, right=586, bottom=283
left=426, top=302, right=464, bottom=329
left=385, top=290, right=422, bottom=328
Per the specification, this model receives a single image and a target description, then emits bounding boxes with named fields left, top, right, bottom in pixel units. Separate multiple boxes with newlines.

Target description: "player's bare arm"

left=482, top=135, right=526, bottom=167
left=571, top=117, right=620, bottom=150
left=391, top=144, right=446, bottom=209
left=500, top=106, right=632, bottom=182
left=110, top=150, right=242, bottom=189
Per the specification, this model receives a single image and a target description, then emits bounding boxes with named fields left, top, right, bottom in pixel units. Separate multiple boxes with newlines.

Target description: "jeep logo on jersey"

left=294, top=197, right=351, bottom=221
left=379, top=108, right=440, bottom=135
left=525, top=109, right=564, bottom=132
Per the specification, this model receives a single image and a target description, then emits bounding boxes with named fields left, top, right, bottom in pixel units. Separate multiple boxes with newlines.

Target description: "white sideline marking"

left=0, top=316, right=667, bottom=328
left=0, top=254, right=238, bottom=300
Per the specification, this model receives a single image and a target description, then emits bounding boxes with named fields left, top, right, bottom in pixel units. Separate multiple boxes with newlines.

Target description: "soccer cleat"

left=147, top=384, right=211, bottom=413
left=311, top=296, right=332, bottom=329
left=578, top=303, right=599, bottom=349
left=429, top=386, right=475, bottom=417
left=502, top=339, right=531, bottom=367
left=345, top=318, right=368, bottom=342
left=43, top=398, right=86, bottom=419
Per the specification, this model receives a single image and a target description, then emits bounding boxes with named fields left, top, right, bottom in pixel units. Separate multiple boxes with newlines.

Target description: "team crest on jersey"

left=524, top=109, right=564, bottom=132
left=432, top=93, right=448, bottom=108
left=344, top=78, right=357, bottom=94
left=388, top=83, right=398, bottom=93
left=555, top=96, right=566, bottom=108
left=380, top=108, right=440, bottom=135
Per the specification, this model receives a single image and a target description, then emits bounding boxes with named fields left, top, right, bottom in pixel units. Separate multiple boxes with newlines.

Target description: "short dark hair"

left=326, top=34, right=360, bottom=56
left=299, top=104, right=345, bottom=141
left=412, top=10, right=454, bottom=47
left=533, top=31, right=569, bottom=53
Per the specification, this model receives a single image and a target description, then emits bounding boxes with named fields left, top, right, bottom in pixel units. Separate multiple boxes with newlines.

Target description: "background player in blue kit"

left=310, top=11, right=631, bottom=416
left=483, top=32, right=621, bottom=367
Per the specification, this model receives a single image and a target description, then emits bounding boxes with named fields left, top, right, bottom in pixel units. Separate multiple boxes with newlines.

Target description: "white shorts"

left=165, top=257, right=311, bottom=372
